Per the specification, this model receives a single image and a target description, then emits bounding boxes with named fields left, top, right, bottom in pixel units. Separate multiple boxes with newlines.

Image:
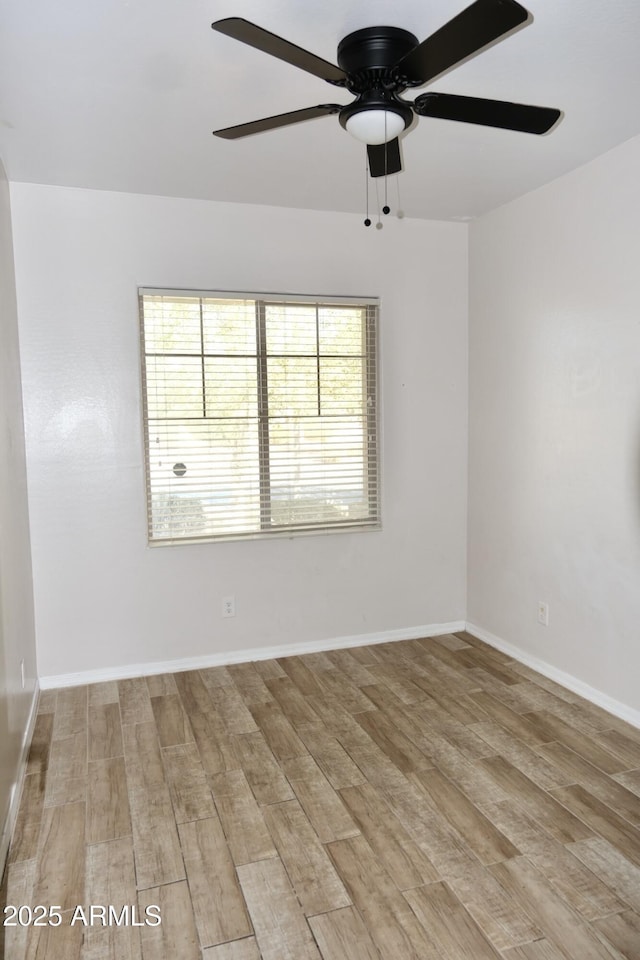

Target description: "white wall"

left=468, top=133, right=640, bottom=712
left=10, top=184, right=468, bottom=680
left=0, top=158, right=37, bottom=867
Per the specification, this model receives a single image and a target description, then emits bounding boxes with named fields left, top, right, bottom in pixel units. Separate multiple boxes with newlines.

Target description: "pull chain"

left=382, top=112, right=390, bottom=217
left=363, top=119, right=397, bottom=228
left=364, top=152, right=371, bottom=227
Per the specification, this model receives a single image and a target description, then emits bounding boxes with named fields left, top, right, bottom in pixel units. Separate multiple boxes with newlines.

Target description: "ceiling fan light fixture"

left=345, top=109, right=406, bottom=145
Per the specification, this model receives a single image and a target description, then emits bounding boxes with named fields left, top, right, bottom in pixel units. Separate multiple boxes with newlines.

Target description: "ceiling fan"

left=211, top=0, right=561, bottom=179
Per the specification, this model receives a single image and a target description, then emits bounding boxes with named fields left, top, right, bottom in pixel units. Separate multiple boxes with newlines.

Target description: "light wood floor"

left=3, top=631, right=640, bottom=959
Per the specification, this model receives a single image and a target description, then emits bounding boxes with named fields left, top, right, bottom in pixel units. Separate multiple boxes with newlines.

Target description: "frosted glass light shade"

left=345, top=109, right=406, bottom=145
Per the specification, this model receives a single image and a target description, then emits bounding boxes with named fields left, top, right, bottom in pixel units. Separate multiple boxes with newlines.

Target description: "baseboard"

left=0, top=684, right=40, bottom=877
left=39, top=620, right=467, bottom=690
left=37, top=618, right=640, bottom=727
left=466, top=621, right=640, bottom=730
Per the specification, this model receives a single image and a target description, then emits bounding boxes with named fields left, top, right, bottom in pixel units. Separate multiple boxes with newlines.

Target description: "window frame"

left=139, top=288, right=381, bottom=545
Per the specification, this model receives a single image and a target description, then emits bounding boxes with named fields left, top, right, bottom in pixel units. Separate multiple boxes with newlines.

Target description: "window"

left=139, top=289, right=380, bottom=543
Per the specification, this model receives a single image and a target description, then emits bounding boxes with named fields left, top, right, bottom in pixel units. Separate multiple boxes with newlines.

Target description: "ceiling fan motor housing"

left=337, top=26, right=418, bottom=74
left=336, top=26, right=417, bottom=133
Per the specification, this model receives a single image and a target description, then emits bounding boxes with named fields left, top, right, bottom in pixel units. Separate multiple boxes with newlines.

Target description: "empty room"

left=1, top=0, right=640, bottom=958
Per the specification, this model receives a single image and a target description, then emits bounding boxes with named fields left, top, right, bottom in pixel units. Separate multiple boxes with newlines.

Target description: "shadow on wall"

left=636, top=419, right=640, bottom=532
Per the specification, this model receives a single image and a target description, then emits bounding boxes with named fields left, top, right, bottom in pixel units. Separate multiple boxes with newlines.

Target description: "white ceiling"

left=1, top=0, right=639, bottom=221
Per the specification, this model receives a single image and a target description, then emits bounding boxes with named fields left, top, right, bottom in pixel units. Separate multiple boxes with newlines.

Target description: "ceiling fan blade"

left=413, top=92, right=561, bottom=134
left=212, top=18, right=347, bottom=84
left=396, top=0, right=529, bottom=85
left=367, top=139, right=402, bottom=178
left=213, top=104, right=342, bottom=140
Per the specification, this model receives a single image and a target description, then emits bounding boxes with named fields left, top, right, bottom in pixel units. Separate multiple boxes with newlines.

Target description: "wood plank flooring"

left=3, top=631, right=640, bottom=959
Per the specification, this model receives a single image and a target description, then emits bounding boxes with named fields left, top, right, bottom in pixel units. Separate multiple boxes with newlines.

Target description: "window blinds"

left=139, top=290, right=380, bottom=543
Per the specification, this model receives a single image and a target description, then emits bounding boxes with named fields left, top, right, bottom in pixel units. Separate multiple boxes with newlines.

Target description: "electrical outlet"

left=20, top=659, right=25, bottom=689
left=222, top=595, right=235, bottom=618
left=537, top=601, right=549, bottom=627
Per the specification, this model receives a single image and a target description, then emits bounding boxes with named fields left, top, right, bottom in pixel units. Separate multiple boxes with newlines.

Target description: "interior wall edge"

left=38, top=620, right=466, bottom=690
left=466, top=621, right=640, bottom=730
left=0, top=682, right=39, bottom=877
